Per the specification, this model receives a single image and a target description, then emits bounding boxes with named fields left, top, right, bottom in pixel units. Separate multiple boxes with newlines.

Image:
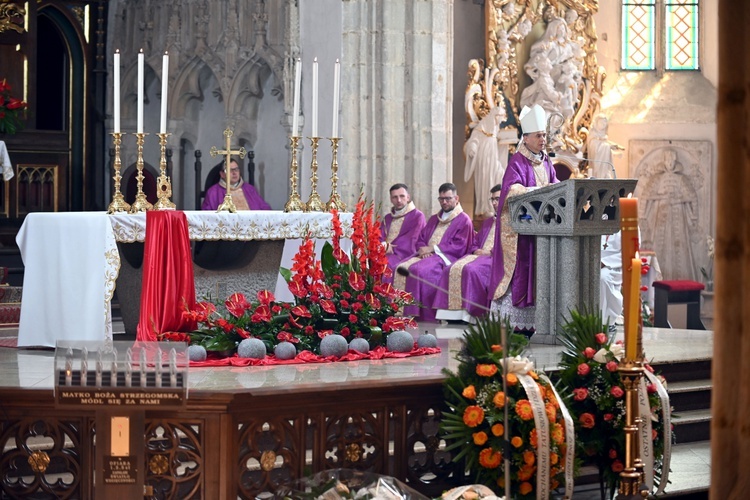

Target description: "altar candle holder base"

left=284, top=136, right=307, bottom=212
left=130, top=133, right=153, bottom=213
left=107, top=132, right=131, bottom=214
left=306, top=137, right=325, bottom=212
left=326, top=137, right=346, bottom=212
left=616, top=359, right=650, bottom=499
left=154, top=133, right=176, bottom=210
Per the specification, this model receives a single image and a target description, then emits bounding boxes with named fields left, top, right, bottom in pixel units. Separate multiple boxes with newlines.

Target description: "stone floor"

left=0, top=322, right=712, bottom=498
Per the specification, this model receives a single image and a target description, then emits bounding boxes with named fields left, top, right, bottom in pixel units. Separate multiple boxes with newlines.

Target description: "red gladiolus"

left=333, top=246, right=350, bottom=264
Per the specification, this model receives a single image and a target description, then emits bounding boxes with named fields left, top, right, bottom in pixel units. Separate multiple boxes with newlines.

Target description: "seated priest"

left=381, top=183, right=426, bottom=283
left=601, top=230, right=624, bottom=330
left=434, top=184, right=502, bottom=321
left=394, top=182, right=474, bottom=322
left=488, top=104, right=559, bottom=335
left=202, top=158, right=272, bottom=211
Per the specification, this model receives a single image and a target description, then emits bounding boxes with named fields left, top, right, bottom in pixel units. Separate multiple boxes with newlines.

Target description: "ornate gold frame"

left=0, top=1, right=25, bottom=34
left=467, top=0, right=604, bottom=152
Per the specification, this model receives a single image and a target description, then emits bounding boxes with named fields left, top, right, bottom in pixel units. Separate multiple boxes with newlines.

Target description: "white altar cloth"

left=17, top=210, right=351, bottom=345
left=109, top=210, right=353, bottom=242
left=17, top=212, right=120, bottom=347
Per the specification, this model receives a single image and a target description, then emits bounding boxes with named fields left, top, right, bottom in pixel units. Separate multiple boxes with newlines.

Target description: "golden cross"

left=209, top=128, right=247, bottom=212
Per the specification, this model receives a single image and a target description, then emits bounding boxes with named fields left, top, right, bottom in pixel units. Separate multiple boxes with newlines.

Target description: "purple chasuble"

left=433, top=216, right=495, bottom=317
left=202, top=182, right=272, bottom=211
left=380, top=208, right=426, bottom=283
left=401, top=209, right=474, bottom=321
left=488, top=150, right=558, bottom=308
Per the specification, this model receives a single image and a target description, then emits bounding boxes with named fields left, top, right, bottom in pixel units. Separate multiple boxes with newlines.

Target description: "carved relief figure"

left=641, top=149, right=700, bottom=280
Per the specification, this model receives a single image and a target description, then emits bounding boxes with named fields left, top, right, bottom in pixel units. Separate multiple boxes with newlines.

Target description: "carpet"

left=0, top=337, right=18, bottom=348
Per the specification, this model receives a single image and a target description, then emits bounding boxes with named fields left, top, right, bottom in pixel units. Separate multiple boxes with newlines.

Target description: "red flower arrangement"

left=180, top=196, right=417, bottom=355
left=0, top=79, right=27, bottom=135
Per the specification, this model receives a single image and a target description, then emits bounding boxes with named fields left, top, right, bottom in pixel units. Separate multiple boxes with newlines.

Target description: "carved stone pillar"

left=340, top=0, right=454, bottom=214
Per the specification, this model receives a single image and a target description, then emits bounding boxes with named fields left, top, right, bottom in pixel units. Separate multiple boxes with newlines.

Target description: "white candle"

left=312, top=57, right=318, bottom=137
left=332, top=58, right=340, bottom=138
left=160, top=52, right=169, bottom=134
left=292, top=58, right=301, bottom=137
left=113, top=50, right=121, bottom=133
left=137, top=49, right=144, bottom=133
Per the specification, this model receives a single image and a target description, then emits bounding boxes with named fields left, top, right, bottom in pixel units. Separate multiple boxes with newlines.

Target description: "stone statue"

left=464, top=105, right=507, bottom=217
left=586, top=114, right=623, bottom=178
left=641, top=149, right=700, bottom=280
left=520, top=15, right=584, bottom=121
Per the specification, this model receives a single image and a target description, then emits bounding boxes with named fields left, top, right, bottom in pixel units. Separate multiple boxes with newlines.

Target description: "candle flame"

left=115, top=48, right=120, bottom=54
left=627, top=192, right=634, bottom=198
left=635, top=251, right=639, bottom=259
left=139, top=48, right=144, bottom=53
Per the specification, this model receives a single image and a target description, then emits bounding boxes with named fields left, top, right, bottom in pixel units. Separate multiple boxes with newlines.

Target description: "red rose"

left=608, top=449, right=617, bottom=459
left=341, top=291, right=351, bottom=299
left=610, top=386, right=624, bottom=398
left=606, top=361, right=618, bottom=372
left=572, top=388, right=589, bottom=401
left=647, top=383, right=657, bottom=393
left=595, top=333, right=607, bottom=344
left=579, top=412, right=595, bottom=429
left=583, top=347, right=596, bottom=359
left=340, top=327, right=350, bottom=337
left=304, top=325, right=314, bottom=335
left=339, top=299, right=350, bottom=309
left=351, top=302, right=363, bottom=312
left=604, top=413, right=614, bottom=422
left=577, top=363, right=591, bottom=376
left=611, top=460, right=624, bottom=472
left=348, top=314, right=358, bottom=323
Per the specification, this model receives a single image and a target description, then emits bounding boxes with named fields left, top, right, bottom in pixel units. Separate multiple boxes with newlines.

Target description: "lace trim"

left=490, top=292, right=536, bottom=330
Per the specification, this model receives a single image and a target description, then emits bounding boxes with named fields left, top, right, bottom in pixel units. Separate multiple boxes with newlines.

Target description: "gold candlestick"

left=326, top=137, right=346, bottom=212
left=129, top=133, right=153, bottom=213
left=284, top=136, right=306, bottom=212
left=209, top=127, right=246, bottom=213
left=306, top=137, right=325, bottom=212
left=107, top=132, right=130, bottom=214
left=154, top=133, right=176, bottom=210
left=617, top=359, right=649, bottom=499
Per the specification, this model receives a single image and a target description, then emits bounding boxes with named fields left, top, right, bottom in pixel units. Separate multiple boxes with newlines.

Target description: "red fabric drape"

left=136, top=211, right=197, bottom=341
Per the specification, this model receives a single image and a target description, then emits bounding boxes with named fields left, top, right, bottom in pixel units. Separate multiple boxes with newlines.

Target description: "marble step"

left=672, top=408, right=712, bottom=444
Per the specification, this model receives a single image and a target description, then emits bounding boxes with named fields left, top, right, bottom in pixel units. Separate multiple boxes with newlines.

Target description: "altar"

left=17, top=210, right=352, bottom=347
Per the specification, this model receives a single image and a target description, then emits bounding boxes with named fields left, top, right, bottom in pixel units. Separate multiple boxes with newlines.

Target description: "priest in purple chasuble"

left=489, top=105, right=559, bottom=331
left=394, top=183, right=474, bottom=322
left=380, top=183, right=426, bottom=284
left=202, top=159, right=272, bottom=211
left=433, top=184, right=502, bottom=318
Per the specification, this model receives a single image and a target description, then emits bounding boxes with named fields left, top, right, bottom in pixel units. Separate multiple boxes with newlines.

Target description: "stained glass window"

left=621, top=1, right=700, bottom=71
left=666, top=0, right=699, bottom=70
left=622, top=1, right=655, bottom=70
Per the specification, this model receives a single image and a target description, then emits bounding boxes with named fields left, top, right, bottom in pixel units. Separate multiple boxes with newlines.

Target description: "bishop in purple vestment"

left=489, top=105, right=558, bottom=329
left=433, top=185, right=502, bottom=318
left=394, top=183, right=474, bottom=322
left=380, top=184, right=426, bottom=283
left=202, top=159, right=272, bottom=211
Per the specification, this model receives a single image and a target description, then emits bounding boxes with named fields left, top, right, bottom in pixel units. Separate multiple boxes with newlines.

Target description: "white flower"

left=592, top=348, right=609, bottom=364
left=498, top=355, right=534, bottom=374
left=592, top=344, right=624, bottom=363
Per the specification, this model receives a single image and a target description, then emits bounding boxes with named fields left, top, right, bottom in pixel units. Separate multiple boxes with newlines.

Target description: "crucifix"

left=209, top=128, right=247, bottom=213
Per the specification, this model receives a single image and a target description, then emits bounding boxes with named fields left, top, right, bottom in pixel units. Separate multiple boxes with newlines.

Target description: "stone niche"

left=629, top=140, right=713, bottom=282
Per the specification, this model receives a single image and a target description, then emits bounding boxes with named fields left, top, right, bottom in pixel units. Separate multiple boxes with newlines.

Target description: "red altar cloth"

left=189, top=345, right=441, bottom=367
left=136, top=211, right=197, bottom=341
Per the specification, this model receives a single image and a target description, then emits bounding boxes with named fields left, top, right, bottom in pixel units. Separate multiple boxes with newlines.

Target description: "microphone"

left=395, top=266, right=494, bottom=315
left=549, top=152, right=616, bottom=179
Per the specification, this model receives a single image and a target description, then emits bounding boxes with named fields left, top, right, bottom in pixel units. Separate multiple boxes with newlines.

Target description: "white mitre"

left=519, top=104, right=547, bottom=134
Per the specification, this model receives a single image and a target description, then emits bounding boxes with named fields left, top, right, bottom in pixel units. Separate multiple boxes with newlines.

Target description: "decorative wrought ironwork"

left=27, top=450, right=50, bottom=473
